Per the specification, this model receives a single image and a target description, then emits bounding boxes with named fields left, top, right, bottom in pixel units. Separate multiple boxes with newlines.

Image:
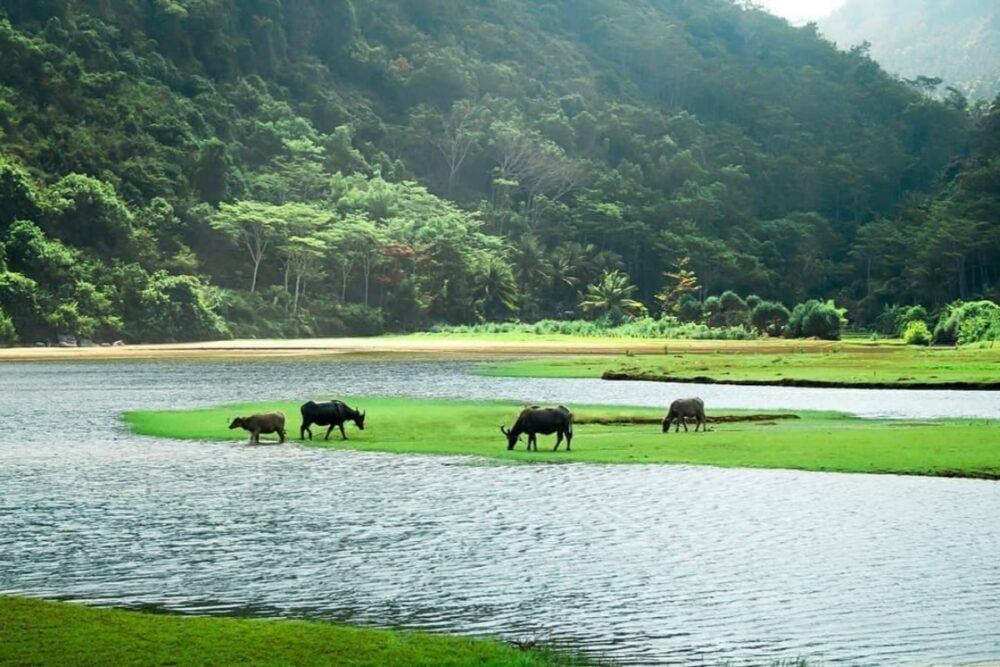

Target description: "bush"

left=676, top=295, right=703, bottom=323
left=719, top=290, right=748, bottom=326
left=902, top=320, right=931, bottom=346
left=702, top=295, right=724, bottom=327
left=749, top=301, right=791, bottom=337
left=933, top=300, right=1000, bottom=344
left=874, top=304, right=906, bottom=336
left=432, top=317, right=757, bottom=340
left=786, top=299, right=848, bottom=340
left=0, top=307, right=16, bottom=344
left=896, top=305, right=929, bottom=336
left=124, top=270, right=230, bottom=342
left=336, top=304, right=385, bottom=336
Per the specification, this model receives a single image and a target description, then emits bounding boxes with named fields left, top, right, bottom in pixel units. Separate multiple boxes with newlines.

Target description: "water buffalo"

left=229, top=412, right=286, bottom=444
left=501, top=405, right=573, bottom=451
left=300, top=400, right=366, bottom=440
left=662, top=397, right=706, bottom=433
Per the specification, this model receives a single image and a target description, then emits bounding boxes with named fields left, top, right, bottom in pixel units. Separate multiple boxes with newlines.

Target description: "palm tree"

left=473, top=256, right=518, bottom=320
left=579, top=269, right=646, bottom=321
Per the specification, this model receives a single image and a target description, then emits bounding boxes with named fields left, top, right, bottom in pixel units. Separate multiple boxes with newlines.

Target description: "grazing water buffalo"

left=501, top=405, right=573, bottom=451
left=229, top=412, right=286, bottom=444
left=300, top=400, right=366, bottom=440
left=662, top=397, right=706, bottom=433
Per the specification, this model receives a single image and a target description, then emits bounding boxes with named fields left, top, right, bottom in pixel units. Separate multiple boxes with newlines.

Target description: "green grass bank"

left=123, top=397, right=1000, bottom=479
left=477, top=345, right=1000, bottom=388
left=0, top=596, right=586, bottom=667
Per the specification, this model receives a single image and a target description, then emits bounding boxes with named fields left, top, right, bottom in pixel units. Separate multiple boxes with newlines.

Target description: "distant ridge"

left=819, top=0, right=999, bottom=99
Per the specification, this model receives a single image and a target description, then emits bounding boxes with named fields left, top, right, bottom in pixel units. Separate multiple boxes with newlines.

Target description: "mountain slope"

left=0, top=0, right=989, bottom=342
left=820, top=0, right=999, bottom=99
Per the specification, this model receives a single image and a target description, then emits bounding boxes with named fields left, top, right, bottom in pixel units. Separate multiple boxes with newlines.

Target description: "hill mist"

left=820, top=0, right=999, bottom=100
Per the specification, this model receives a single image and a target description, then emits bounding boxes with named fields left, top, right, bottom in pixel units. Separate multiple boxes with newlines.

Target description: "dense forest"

left=0, top=0, right=997, bottom=343
left=820, top=0, right=999, bottom=100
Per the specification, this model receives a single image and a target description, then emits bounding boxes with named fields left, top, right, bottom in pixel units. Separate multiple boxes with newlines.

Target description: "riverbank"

left=5, top=333, right=996, bottom=389
left=0, top=333, right=907, bottom=361
left=478, top=345, right=1000, bottom=389
left=0, top=596, right=583, bottom=666
left=123, top=397, right=1000, bottom=479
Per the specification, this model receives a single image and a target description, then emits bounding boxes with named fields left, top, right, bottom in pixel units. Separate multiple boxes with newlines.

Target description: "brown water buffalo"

left=229, top=412, right=286, bottom=444
left=662, top=397, right=706, bottom=433
left=501, top=405, right=573, bottom=451
left=300, top=400, right=365, bottom=440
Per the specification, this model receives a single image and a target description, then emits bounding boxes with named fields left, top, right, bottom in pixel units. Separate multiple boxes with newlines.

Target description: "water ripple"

left=1, top=360, right=998, bottom=665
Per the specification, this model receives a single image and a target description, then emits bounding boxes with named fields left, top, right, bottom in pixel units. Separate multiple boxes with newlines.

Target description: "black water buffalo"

left=229, top=412, right=286, bottom=444
left=662, top=397, right=706, bottom=433
left=300, top=400, right=366, bottom=440
left=501, top=405, right=573, bottom=451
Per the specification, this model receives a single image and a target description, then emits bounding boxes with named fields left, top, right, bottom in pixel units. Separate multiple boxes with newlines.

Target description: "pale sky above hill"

left=755, top=0, right=847, bottom=24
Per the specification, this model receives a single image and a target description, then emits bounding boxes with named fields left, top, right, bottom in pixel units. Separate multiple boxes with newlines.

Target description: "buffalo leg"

left=301, top=421, right=312, bottom=440
left=681, top=417, right=689, bottom=433
left=278, top=428, right=286, bottom=443
left=324, top=424, right=335, bottom=440
left=339, top=423, right=348, bottom=440
left=554, top=431, right=563, bottom=451
left=566, top=429, right=572, bottom=451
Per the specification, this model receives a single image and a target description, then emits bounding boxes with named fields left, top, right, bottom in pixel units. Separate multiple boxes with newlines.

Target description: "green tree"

left=787, top=299, right=848, bottom=340
left=472, top=255, right=517, bottom=321
left=210, top=201, right=287, bottom=292
left=579, top=269, right=646, bottom=321
left=655, top=257, right=699, bottom=316
left=749, top=301, right=791, bottom=337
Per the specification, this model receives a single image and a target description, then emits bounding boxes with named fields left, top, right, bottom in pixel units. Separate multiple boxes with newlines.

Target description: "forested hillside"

left=820, top=0, right=999, bottom=100
left=0, top=0, right=996, bottom=342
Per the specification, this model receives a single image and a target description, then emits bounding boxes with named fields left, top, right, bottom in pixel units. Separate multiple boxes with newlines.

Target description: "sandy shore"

left=0, top=335, right=848, bottom=361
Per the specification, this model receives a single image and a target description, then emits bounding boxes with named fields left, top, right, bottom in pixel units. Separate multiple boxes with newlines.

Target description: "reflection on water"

left=1, top=361, right=999, bottom=665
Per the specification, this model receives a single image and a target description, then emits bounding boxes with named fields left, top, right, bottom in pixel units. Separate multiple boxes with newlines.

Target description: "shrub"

left=676, top=295, right=703, bottom=323
left=125, top=271, right=230, bottom=342
left=0, top=307, right=16, bottom=344
left=896, top=305, right=929, bottom=336
left=749, top=301, right=791, bottom=337
left=787, top=299, right=848, bottom=340
left=933, top=300, right=1000, bottom=344
left=874, top=304, right=906, bottom=336
left=902, top=320, right=931, bottom=346
left=702, top=295, right=725, bottom=327
left=432, top=317, right=757, bottom=340
left=719, top=290, right=748, bottom=326
left=336, top=304, right=385, bottom=336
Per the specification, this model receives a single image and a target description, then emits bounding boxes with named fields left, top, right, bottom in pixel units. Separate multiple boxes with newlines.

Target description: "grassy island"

left=0, top=596, right=582, bottom=667
left=123, top=397, right=1000, bottom=479
left=475, top=343, right=1000, bottom=389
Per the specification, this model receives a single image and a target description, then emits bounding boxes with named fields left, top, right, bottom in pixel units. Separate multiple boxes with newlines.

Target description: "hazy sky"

left=755, top=0, right=848, bottom=24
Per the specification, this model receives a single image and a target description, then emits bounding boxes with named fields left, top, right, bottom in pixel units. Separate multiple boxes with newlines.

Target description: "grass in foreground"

left=0, top=596, right=586, bottom=667
left=123, top=397, right=1000, bottom=479
left=477, top=345, right=1000, bottom=387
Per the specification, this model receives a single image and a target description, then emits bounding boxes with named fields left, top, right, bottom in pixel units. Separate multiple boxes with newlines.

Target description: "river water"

left=1, top=360, right=998, bottom=665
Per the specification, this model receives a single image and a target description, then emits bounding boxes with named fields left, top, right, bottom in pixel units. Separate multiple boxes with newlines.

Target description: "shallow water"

left=1, top=360, right=999, bottom=665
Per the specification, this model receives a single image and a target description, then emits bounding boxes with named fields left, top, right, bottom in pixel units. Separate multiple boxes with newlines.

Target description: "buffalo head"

left=500, top=425, right=519, bottom=450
